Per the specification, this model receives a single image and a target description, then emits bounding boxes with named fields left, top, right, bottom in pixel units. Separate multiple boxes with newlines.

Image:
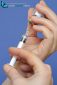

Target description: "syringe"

left=9, top=9, right=43, bottom=67
left=9, top=35, right=27, bottom=66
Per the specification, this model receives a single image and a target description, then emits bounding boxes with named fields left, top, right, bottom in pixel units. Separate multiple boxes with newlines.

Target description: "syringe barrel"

left=9, top=35, right=27, bottom=66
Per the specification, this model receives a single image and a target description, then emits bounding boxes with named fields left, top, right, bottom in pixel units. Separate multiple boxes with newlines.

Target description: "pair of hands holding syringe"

left=3, top=1, right=57, bottom=85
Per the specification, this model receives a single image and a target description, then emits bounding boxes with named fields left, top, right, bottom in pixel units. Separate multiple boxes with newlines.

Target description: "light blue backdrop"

left=0, top=0, right=57, bottom=85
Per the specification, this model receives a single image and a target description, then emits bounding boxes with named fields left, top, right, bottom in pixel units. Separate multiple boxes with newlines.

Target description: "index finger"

left=9, top=47, right=44, bottom=73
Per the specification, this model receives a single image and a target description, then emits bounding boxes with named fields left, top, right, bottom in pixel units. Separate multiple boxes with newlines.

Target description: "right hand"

left=4, top=48, right=53, bottom=85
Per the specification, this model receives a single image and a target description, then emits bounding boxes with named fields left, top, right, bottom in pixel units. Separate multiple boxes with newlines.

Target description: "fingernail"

left=40, top=0, right=46, bottom=6
left=28, top=19, right=32, bottom=24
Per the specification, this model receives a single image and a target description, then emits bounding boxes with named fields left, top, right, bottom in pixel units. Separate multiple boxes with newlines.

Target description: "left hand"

left=4, top=48, right=53, bottom=85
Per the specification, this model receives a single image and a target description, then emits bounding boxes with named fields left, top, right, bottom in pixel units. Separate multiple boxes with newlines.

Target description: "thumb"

left=40, top=0, right=46, bottom=6
left=3, top=64, right=23, bottom=81
left=27, top=8, right=37, bottom=37
left=9, top=48, right=44, bottom=73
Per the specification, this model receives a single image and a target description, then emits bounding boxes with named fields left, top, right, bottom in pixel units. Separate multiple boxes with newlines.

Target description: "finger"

left=31, top=16, right=57, bottom=53
left=33, top=25, right=53, bottom=39
left=31, top=16, right=55, bottom=33
left=2, top=78, right=11, bottom=85
left=3, top=64, right=24, bottom=81
left=15, top=62, right=33, bottom=78
left=19, top=64, right=33, bottom=73
left=27, top=8, right=37, bottom=37
left=28, top=8, right=34, bottom=19
left=9, top=47, right=44, bottom=73
left=36, top=1, right=57, bottom=24
left=33, top=38, right=53, bottom=61
left=32, top=25, right=54, bottom=60
left=39, top=0, right=46, bottom=6
left=19, top=64, right=34, bottom=78
left=15, top=61, right=33, bottom=73
left=19, top=71, right=32, bottom=78
left=37, top=38, right=54, bottom=60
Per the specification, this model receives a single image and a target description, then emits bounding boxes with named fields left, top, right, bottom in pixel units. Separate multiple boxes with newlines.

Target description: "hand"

left=2, top=1, right=56, bottom=84
left=4, top=48, right=53, bottom=85
left=15, top=1, right=57, bottom=76
left=23, top=0, right=57, bottom=61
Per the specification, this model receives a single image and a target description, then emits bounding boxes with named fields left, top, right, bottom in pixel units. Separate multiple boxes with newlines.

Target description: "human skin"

left=24, top=0, right=57, bottom=60
left=15, top=0, right=57, bottom=76
left=2, top=1, right=57, bottom=85
left=3, top=48, right=53, bottom=85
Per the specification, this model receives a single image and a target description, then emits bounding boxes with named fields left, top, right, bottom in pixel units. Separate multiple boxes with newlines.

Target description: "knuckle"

left=3, top=64, right=14, bottom=74
left=7, top=67, right=15, bottom=76
left=8, top=68, right=13, bottom=74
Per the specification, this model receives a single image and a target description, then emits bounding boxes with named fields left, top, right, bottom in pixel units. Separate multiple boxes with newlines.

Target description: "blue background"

left=0, top=0, right=57, bottom=85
